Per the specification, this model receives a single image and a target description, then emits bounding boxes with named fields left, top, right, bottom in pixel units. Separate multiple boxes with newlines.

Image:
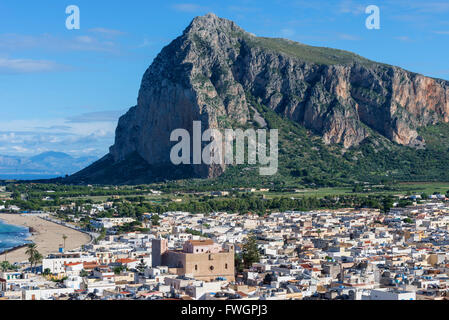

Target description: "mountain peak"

left=30, top=151, right=73, bottom=161
left=71, top=14, right=449, bottom=184
left=190, top=12, right=223, bottom=26
left=203, top=12, right=218, bottom=20
left=185, top=13, right=246, bottom=37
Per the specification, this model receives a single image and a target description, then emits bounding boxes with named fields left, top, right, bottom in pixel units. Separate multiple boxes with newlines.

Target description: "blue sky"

left=1, top=0, right=449, bottom=158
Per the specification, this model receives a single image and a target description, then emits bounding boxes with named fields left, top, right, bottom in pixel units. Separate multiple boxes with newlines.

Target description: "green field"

left=3, top=181, right=449, bottom=216
left=61, top=182, right=449, bottom=204
left=255, top=182, right=449, bottom=199
left=393, top=182, right=449, bottom=196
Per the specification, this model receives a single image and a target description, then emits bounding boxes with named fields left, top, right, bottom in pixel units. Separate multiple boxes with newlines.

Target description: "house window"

left=225, top=263, right=228, bottom=269
left=210, top=265, right=214, bottom=271
left=195, top=265, right=198, bottom=271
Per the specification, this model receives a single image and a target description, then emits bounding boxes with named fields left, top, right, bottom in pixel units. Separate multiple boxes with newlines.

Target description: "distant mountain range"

left=0, top=151, right=97, bottom=180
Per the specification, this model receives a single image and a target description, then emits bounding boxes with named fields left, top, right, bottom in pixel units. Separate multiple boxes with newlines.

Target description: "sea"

left=0, top=174, right=59, bottom=181
left=0, top=219, right=31, bottom=254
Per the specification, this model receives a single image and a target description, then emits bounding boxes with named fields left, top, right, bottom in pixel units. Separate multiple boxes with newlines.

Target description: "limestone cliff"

left=103, top=13, right=449, bottom=179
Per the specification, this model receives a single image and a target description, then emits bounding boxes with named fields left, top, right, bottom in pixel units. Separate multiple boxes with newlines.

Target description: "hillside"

left=66, top=13, right=449, bottom=186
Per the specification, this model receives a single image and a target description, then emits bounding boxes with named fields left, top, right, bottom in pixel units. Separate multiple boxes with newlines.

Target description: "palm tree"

left=80, top=269, right=89, bottom=277
left=62, top=234, right=68, bottom=251
left=33, top=252, right=43, bottom=273
left=1, top=261, right=11, bottom=272
left=25, top=243, right=38, bottom=273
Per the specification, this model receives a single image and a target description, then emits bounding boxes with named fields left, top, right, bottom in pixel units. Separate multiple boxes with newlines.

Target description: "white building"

left=90, top=217, right=136, bottom=229
left=368, top=289, right=416, bottom=300
left=64, top=276, right=83, bottom=290
left=22, top=287, right=75, bottom=300
left=84, top=279, right=116, bottom=295
left=42, top=253, right=97, bottom=274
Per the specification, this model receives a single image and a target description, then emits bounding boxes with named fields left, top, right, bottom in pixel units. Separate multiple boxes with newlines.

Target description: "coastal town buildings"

left=3, top=198, right=449, bottom=300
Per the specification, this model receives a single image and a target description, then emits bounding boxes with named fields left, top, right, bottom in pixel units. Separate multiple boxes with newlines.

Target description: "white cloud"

left=406, top=1, right=449, bottom=13
left=88, top=28, right=126, bottom=36
left=338, top=0, right=366, bottom=15
left=0, top=109, right=123, bottom=157
left=75, top=35, right=95, bottom=44
left=11, top=146, right=29, bottom=153
left=66, top=110, right=126, bottom=123
left=172, top=3, right=207, bottom=12
left=0, top=33, right=119, bottom=53
left=0, top=58, right=64, bottom=74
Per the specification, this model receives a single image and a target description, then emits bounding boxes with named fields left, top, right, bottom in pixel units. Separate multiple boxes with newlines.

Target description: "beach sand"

left=0, top=214, right=91, bottom=264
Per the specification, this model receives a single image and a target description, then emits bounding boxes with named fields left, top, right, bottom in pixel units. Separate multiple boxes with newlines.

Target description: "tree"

left=25, top=244, right=43, bottom=273
left=151, top=214, right=161, bottom=226
left=234, top=253, right=244, bottom=273
left=43, top=268, right=51, bottom=276
left=62, top=234, right=68, bottom=251
left=25, top=243, right=38, bottom=272
left=33, top=252, right=43, bottom=273
left=403, top=217, right=414, bottom=224
left=1, top=261, right=11, bottom=272
left=263, top=273, right=273, bottom=285
left=80, top=269, right=89, bottom=277
left=381, top=197, right=394, bottom=213
left=241, top=235, right=260, bottom=269
left=295, top=245, right=302, bottom=258
left=113, top=266, right=125, bottom=275
left=136, top=259, right=147, bottom=273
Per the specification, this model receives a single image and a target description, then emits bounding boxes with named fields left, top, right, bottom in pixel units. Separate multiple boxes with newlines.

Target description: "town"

left=1, top=184, right=449, bottom=301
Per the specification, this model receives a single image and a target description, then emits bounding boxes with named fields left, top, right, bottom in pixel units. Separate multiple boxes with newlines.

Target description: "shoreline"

left=0, top=219, right=31, bottom=257
left=0, top=213, right=91, bottom=264
left=0, top=243, right=29, bottom=257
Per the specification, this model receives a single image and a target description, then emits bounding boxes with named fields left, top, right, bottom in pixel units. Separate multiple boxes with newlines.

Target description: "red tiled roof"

left=140, top=292, right=160, bottom=297
left=116, top=258, right=137, bottom=264
left=64, top=262, right=83, bottom=267
left=83, top=262, right=100, bottom=269
left=236, top=291, right=248, bottom=297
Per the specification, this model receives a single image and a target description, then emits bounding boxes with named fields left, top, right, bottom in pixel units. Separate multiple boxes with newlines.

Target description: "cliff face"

left=232, top=40, right=449, bottom=149
left=110, top=13, right=251, bottom=178
left=109, top=13, right=449, bottom=178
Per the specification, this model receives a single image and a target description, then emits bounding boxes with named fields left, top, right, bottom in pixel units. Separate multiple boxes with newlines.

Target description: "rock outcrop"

left=103, top=13, right=449, bottom=179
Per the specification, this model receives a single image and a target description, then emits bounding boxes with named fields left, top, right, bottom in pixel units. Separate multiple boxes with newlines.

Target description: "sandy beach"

left=0, top=214, right=91, bottom=264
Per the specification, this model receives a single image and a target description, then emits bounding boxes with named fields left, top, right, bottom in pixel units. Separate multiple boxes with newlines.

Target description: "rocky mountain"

left=68, top=13, right=449, bottom=185
left=0, top=152, right=96, bottom=180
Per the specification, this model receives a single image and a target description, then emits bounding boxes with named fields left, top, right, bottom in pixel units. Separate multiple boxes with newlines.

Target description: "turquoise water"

left=0, top=219, right=31, bottom=253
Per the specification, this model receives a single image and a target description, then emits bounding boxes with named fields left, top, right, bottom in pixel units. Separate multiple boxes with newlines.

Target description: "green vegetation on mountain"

left=244, top=36, right=378, bottom=66
left=187, top=98, right=449, bottom=189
